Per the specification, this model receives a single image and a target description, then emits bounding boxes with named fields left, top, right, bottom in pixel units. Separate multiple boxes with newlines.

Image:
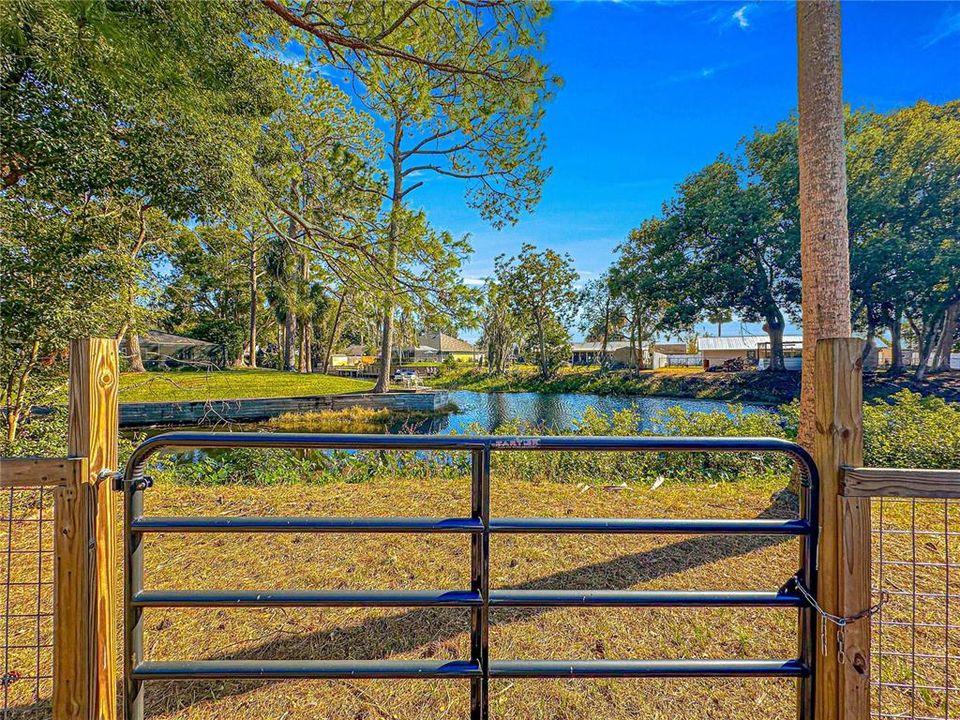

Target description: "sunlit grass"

left=118, top=368, right=373, bottom=403
left=268, top=407, right=392, bottom=433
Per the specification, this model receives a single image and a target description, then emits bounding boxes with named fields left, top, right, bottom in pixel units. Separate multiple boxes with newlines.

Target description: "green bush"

left=862, top=391, right=960, bottom=469
left=781, top=390, right=960, bottom=469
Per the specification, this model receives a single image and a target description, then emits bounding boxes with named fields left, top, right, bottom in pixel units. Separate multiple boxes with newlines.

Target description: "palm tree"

left=796, top=1, right=853, bottom=451
left=706, top=308, right=732, bottom=337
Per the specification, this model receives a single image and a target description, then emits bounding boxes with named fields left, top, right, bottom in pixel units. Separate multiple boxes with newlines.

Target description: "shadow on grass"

left=4, top=492, right=800, bottom=717
left=127, top=490, right=801, bottom=717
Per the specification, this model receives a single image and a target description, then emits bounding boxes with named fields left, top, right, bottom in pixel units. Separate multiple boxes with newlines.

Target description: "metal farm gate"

left=120, top=432, right=821, bottom=720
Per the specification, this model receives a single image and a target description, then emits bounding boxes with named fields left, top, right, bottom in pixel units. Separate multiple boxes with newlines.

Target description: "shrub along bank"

left=6, top=390, right=957, bottom=487
left=144, top=390, right=960, bottom=485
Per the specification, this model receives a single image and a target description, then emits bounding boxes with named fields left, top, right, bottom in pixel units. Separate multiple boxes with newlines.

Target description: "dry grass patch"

left=4, top=472, right=959, bottom=719
left=133, top=472, right=804, bottom=719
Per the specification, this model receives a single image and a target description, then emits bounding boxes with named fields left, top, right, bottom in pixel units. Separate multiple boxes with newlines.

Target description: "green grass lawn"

left=118, top=368, right=374, bottom=403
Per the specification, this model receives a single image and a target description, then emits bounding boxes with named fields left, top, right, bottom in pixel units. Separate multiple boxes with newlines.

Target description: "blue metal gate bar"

left=131, top=588, right=804, bottom=609
left=489, top=659, right=809, bottom=678
left=122, top=432, right=820, bottom=720
left=132, top=659, right=484, bottom=680
left=130, top=516, right=484, bottom=532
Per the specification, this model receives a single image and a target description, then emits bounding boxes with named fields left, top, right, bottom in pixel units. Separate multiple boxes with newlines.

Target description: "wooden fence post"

left=54, top=338, right=119, bottom=720
left=813, top=337, right=870, bottom=720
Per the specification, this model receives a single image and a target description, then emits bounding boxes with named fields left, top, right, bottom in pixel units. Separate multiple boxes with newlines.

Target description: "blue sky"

left=403, top=1, right=959, bottom=339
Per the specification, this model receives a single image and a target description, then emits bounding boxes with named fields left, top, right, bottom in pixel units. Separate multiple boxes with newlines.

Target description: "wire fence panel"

left=873, top=497, right=960, bottom=720
left=1, top=485, right=54, bottom=719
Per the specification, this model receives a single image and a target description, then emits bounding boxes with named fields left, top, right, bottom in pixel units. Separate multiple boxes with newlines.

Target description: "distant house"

left=570, top=341, right=631, bottom=365
left=698, top=335, right=803, bottom=370
left=331, top=344, right=372, bottom=367
left=700, top=335, right=880, bottom=371
left=652, top=342, right=689, bottom=355
left=129, top=330, right=224, bottom=370
left=417, top=332, right=482, bottom=362
left=399, top=344, right=441, bottom=363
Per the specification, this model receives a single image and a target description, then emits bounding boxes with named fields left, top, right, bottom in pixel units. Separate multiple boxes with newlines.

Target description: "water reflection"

left=131, top=390, right=774, bottom=439
left=426, top=391, right=771, bottom=434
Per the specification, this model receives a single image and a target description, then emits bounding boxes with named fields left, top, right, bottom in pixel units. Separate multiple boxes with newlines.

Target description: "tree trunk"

left=126, top=331, right=146, bottom=373
left=248, top=244, right=258, bottom=368
left=796, top=1, right=853, bottom=452
left=373, top=121, right=404, bottom=394
left=297, top=319, right=307, bottom=373
left=537, top=323, right=548, bottom=380
left=913, top=313, right=943, bottom=382
left=304, top=319, right=313, bottom=373
left=4, top=341, right=39, bottom=443
left=765, top=311, right=786, bottom=371
left=5, top=407, right=18, bottom=444
left=600, top=294, right=611, bottom=371
left=635, top=311, right=647, bottom=371
left=322, top=294, right=345, bottom=375
left=374, top=257, right=399, bottom=393
left=859, top=320, right=876, bottom=366
left=889, top=311, right=904, bottom=374
left=283, top=312, right=297, bottom=371
left=933, top=301, right=959, bottom=372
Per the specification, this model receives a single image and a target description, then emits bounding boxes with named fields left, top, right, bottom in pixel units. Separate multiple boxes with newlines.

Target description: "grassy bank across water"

left=430, top=365, right=960, bottom=404
left=118, top=367, right=373, bottom=403
left=429, top=365, right=800, bottom=403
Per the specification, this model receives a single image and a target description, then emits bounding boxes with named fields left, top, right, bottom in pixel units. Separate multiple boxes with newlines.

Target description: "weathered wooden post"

left=813, top=337, right=870, bottom=720
left=54, top=338, right=119, bottom=720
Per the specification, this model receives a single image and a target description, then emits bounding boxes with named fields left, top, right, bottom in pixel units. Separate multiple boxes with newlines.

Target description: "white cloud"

left=656, top=65, right=723, bottom=86
left=462, top=276, right=487, bottom=287
left=732, top=5, right=750, bottom=29
left=923, top=8, right=960, bottom=47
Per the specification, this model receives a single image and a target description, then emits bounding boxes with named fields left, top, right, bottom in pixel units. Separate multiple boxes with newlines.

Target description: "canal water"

left=129, top=391, right=775, bottom=438
left=410, top=390, right=772, bottom=434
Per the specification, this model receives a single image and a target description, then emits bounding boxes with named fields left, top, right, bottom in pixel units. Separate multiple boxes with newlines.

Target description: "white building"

left=698, top=335, right=804, bottom=370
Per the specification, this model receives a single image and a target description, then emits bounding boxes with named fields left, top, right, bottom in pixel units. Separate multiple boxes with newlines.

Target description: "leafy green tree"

left=749, top=102, right=959, bottom=379
left=705, top=308, right=733, bottom=337
left=495, top=245, right=579, bottom=380
left=262, top=0, right=549, bottom=86
left=0, top=198, right=128, bottom=440
left=300, top=3, right=557, bottom=391
left=253, top=68, right=384, bottom=372
left=1, top=1, right=284, bottom=195
left=1, top=0, right=289, bottom=431
left=650, top=158, right=800, bottom=370
left=847, top=101, right=960, bottom=380
left=579, top=273, right=628, bottom=369
left=479, top=281, right=521, bottom=375
left=610, top=219, right=697, bottom=370
left=162, top=224, right=269, bottom=367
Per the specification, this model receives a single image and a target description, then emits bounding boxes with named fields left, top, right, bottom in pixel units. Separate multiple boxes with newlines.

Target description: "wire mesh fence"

left=873, top=496, right=960, bottom=720
left=1, top=485, right=54, bottom=719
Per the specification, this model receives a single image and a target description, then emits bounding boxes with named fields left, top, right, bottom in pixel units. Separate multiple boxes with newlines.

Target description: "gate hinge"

left=113, top=474, right=153, bottom=492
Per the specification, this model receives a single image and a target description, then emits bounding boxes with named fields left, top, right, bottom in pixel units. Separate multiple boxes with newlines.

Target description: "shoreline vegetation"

left=428, top=364, right=960, bottom=405
left=8, top=385, right=957, bottom=475
left=112, top=365, right=960, bottom=410
left=267, top=405, right=459, bottom=434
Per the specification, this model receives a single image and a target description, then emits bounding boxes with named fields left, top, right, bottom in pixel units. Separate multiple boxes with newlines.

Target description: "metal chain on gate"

left=793, top=578, right=888, bottom=665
